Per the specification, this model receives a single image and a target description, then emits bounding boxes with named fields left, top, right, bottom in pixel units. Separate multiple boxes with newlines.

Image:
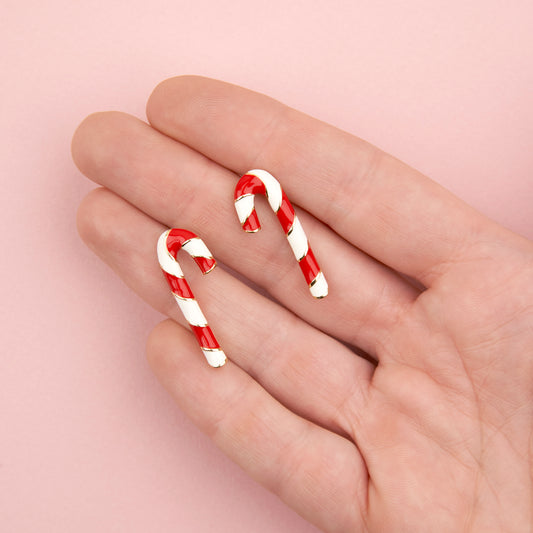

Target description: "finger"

left=77, top=187, right=373, bottom=436
left=72, top=112, right=418, bottom=356
left=147, top=319, right=367, bottom=532
left=146, top=76, right=502, bottom=286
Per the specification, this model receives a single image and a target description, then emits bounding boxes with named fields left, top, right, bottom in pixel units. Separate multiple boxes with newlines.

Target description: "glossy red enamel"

left=190, top=325, right=221, bottom=350
left=193, top=256, right=216, bottom=274
left=166, top=228, right=197, bottom=256
left=242, top=210, right=261, bottom=232
left=164, top=272, right=194, bottom=299
left=299, top=248, right=321, bottom=284
left=276, top=194, right=295, bottom=234
left=234, top=174, right=266, bottom=198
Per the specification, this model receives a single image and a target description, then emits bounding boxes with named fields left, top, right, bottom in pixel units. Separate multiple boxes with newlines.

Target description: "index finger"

left=146, top=76, right=504, bottom=286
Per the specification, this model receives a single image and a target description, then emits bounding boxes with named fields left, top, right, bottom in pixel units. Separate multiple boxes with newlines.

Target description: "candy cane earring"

left=234, top=169, right=328, bottom=299
left=157, top=229, right=226, bottom=368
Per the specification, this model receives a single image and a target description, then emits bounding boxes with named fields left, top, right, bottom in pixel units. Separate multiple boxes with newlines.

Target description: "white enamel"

left=157, top=230, right=184, bottom=278
left=310, top=272, right=329, bottom=299
left=248, top=169, right=283, bottom=212
left=202, top=348, right=227, bottom=368
left=286, top=216, right=309, bottom=260
left=174, top=296, right=208, bottom=327
left=235, top=194, right=255, bottom=224
left=182, top=237, right=213, bottom=259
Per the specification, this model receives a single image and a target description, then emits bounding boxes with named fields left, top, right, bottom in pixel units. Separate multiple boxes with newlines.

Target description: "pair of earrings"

left=157, top=169, right=328, bottom=368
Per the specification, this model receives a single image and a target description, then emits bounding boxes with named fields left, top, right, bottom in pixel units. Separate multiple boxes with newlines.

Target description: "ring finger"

left=77, top=187, right=373, bottom=436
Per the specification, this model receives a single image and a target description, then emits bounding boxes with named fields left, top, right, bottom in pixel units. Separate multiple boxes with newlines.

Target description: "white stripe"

left=309, top=272, right=328, bottom=299
left=248, top=169, right=283, bottom=212
left=174, top=296, right=208, bottom=327
left=157, top=230, right=184, bottom=278
left=286, top=216, right=309, bottom=260
left=234, top=194, right=255, bottom=225
left=201, top=348, right=227, bottom=368
left=182, top=237, right=213, bottom=259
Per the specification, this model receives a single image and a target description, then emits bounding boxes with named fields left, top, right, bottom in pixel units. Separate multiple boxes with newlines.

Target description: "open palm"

left=72, top=76, right=533, bottom=532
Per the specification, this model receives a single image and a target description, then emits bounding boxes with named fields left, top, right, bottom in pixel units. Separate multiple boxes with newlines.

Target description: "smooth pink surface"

left=1, top=1, right=532, bottom=531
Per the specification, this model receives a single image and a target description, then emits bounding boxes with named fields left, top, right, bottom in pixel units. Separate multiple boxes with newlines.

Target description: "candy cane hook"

left=234, top=169, right=328, bottom=299
left=157, top=229, right=226, bottom=368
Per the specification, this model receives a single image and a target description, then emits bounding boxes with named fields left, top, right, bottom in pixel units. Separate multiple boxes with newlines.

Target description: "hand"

left=71, top=76, right=533, bottom=533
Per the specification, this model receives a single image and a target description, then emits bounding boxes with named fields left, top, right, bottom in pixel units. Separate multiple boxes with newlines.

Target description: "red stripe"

left=242, top=209, right=261, bottom=232
left=276, top=193, right=295, bottom=234
left=164, top=272, right=194, bottom=299
left=166, top=229, right=197, bottom=256
left=193, top=256, right=216, bottom=274
left=234, top=174, right=266, bottom=199
left=165, top=229, right=216, bottom=274
left=190, top=325, right=221, bottom=350
left=298, top=249, right=321, bottom=285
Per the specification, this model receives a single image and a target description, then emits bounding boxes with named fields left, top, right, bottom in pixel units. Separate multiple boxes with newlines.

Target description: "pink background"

left=2, top=1, right=532, bottom=531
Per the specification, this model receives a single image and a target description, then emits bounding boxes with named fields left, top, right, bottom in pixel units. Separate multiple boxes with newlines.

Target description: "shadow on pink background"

left=1, top=1, right=532, bottom=531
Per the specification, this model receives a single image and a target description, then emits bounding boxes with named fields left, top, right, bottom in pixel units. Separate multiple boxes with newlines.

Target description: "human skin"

left=71, top=76, right=533, bottom=533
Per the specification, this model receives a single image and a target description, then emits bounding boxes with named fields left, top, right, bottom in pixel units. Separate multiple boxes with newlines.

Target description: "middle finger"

left=72, top=111, right=418, bottom=356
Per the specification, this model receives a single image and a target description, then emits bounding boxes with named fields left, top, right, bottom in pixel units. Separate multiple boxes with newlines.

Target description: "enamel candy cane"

left=157, top=228, right=226, bottom=368
left=234, top=169, right=328, bottom=298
